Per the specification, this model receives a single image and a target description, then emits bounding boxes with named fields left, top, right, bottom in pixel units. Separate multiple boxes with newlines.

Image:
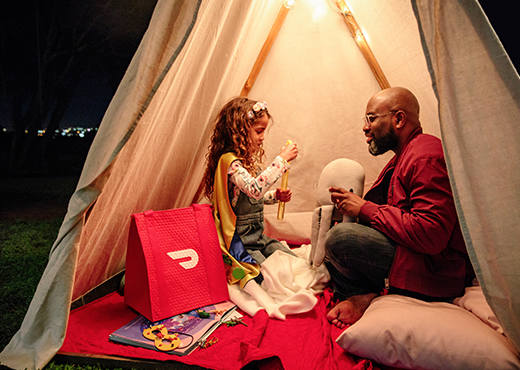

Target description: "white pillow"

left=264, top=211, right=312, bottom=244
left=336, top=295, right=520, bottom=370
left=454, top=285, right=504, bottom=334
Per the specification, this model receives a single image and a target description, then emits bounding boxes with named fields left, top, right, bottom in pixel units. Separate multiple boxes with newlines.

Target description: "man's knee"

left=325, top=222, right=359, bottom=255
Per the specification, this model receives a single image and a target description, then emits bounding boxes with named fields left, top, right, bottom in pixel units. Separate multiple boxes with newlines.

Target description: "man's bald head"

left=367, top=87, right=421, bottom=129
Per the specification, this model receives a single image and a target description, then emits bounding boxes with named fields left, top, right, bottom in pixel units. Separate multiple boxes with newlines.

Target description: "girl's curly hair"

left=203, top=97, right=271, bottom=201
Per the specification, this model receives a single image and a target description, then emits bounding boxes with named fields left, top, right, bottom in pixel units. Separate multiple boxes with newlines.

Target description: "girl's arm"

left=228, top=156, right=290, bottom=201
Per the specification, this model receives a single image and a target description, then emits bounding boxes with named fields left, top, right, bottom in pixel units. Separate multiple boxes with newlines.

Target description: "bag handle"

left=143, top=210, right=169, bottom=318
left=192, top=204, right=218, bottom=299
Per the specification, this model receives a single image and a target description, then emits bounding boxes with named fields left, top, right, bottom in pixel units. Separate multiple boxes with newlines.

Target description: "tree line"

left=0, top=0, right=157, bottom=177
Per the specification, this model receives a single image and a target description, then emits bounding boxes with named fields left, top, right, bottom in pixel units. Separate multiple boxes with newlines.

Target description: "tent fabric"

left=1, top=0, right=519, bottom=369
left=413, top=0, right=520, bottom=352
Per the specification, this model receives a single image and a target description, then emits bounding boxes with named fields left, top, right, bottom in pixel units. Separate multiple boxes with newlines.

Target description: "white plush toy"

left=310, top=158, right=365, bottom=267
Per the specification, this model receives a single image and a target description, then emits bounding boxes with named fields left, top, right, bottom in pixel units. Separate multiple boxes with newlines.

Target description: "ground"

left=0, top=176, right=79, bottom=221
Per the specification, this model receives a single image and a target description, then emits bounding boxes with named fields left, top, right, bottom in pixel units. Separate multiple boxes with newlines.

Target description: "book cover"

left=109, top=300, right=240, bottom=356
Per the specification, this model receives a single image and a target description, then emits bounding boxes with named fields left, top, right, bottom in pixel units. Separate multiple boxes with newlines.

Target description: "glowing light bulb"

left=311, top=1, right=327, bottom=21
left=284, top=0, right=295, bottom=8
left=355, top=29, right=363, bottom=42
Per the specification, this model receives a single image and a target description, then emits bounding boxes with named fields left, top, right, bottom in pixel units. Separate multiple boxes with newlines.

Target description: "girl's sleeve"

left=228, top=156, right=290, bottom=200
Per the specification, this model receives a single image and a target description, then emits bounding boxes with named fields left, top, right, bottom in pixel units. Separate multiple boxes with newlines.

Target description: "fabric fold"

left=228, top=245, right=330, bottom=319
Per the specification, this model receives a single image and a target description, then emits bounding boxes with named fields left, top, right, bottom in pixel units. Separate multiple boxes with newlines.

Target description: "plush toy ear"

left=311, top=159, right=366, bottom=266
left=311, top=205, right=334, bottom=267
left=310, top=207, right=321, bottom=264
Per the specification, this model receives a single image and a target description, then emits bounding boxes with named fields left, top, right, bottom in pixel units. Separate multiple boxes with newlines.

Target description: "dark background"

left=0, top=0, right=159, bottom=178
left=479, top=1, right=518, bottom=69
left=0, top=0, right=517, bottom=179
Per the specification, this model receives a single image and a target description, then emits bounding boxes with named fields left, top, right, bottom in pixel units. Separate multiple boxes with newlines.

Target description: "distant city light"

left=53, top=127, right=99, bottom=138
left=0, top=126, right=98, bottom=137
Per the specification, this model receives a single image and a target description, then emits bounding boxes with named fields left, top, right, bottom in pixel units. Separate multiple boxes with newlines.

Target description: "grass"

left=0, top=217, right=64, bottom=350
left=0, top=177, right=206, bottom=370
left=0, top=176, right=127, bottom=370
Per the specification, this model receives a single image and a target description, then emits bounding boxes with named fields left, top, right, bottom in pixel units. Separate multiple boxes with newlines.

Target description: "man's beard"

left=369, top=126, right=398, bottom=156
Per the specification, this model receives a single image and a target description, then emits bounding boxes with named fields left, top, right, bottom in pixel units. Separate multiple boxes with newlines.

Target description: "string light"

left=284, top=0, right=295, bottom=9
left=329, top=0, right=390, bottom=89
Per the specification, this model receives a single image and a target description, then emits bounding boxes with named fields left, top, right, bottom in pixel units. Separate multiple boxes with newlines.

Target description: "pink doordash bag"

left=125, top=204, right=229, bottom=321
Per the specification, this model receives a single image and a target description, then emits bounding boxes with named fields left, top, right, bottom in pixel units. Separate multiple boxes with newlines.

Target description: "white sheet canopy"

left=1, top=1, right=519, bottom=369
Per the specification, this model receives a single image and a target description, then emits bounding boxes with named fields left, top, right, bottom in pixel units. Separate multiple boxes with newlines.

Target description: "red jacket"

left=359, top=128, right=471, bottom=298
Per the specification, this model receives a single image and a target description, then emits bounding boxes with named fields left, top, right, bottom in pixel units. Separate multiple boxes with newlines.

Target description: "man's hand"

left=329, top=187, right=365, bottom=218
left=276, top=187, right=292, bottom=202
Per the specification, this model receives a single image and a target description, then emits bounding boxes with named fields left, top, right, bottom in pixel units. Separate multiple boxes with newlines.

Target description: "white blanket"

left=228, top=244, right=330, bottom=319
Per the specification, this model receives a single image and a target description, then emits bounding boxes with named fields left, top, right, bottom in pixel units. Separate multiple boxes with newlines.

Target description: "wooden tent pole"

left=336, top=0, right=391, bottom=90
left=194, top=1, right=386, bottom=204
left=240, top=2, right=293, bottom=97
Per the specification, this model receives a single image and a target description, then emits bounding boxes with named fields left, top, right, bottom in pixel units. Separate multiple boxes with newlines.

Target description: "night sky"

left=478, top=1, right=519, bottom=71
left=0, top=1, right=517, bottom=132
left=0, top=0, right=158, bottom=131
left=38, top=2, right=520, bottom=130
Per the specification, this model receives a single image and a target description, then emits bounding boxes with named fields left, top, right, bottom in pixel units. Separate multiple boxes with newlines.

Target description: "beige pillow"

left=336, top=295, right=520, bottom=370
left=454, top=285, right=504, bottom=334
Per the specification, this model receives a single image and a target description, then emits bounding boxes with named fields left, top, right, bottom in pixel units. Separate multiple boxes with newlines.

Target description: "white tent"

left=1, top=0, right=519, bottom=369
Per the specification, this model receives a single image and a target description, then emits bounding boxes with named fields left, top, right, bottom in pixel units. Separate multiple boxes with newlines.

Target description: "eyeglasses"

left=363, top=111, right=397, bottom=127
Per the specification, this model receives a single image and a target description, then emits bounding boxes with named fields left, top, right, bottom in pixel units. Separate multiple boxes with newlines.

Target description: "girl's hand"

left=280, top=142, right=298, bottom=162
left=276, top=187, right=292, bottom=202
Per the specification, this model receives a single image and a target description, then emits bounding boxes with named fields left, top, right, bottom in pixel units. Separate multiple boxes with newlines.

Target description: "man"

left=325, top=87, right=473, bottom=329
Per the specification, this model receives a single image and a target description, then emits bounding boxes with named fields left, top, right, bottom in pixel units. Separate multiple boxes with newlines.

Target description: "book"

left=109, top=300, right=240, bottom=356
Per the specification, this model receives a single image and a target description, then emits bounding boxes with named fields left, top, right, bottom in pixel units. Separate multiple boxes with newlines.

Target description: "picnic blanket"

left=60, top=287, right=380, bottom=370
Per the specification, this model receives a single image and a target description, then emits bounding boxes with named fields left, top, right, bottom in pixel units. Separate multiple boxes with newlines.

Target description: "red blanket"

left=61, top=288, right=379, bottom=369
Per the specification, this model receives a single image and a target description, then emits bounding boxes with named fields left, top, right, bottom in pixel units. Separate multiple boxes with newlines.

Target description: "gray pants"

left=233, top=192, right=296, bottom=283
left=324, top=222, right=396, bottom=300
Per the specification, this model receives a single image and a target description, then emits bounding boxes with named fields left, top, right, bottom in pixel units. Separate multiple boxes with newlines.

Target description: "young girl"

left=203, top=97, right=299, bottom=289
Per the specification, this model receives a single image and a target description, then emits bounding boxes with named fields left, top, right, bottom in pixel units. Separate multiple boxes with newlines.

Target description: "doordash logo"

left=167, top=249, right=199, bottom=269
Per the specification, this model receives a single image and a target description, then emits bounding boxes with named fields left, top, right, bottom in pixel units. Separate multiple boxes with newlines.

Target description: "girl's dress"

left=213, top=152, right=297, bottom=288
